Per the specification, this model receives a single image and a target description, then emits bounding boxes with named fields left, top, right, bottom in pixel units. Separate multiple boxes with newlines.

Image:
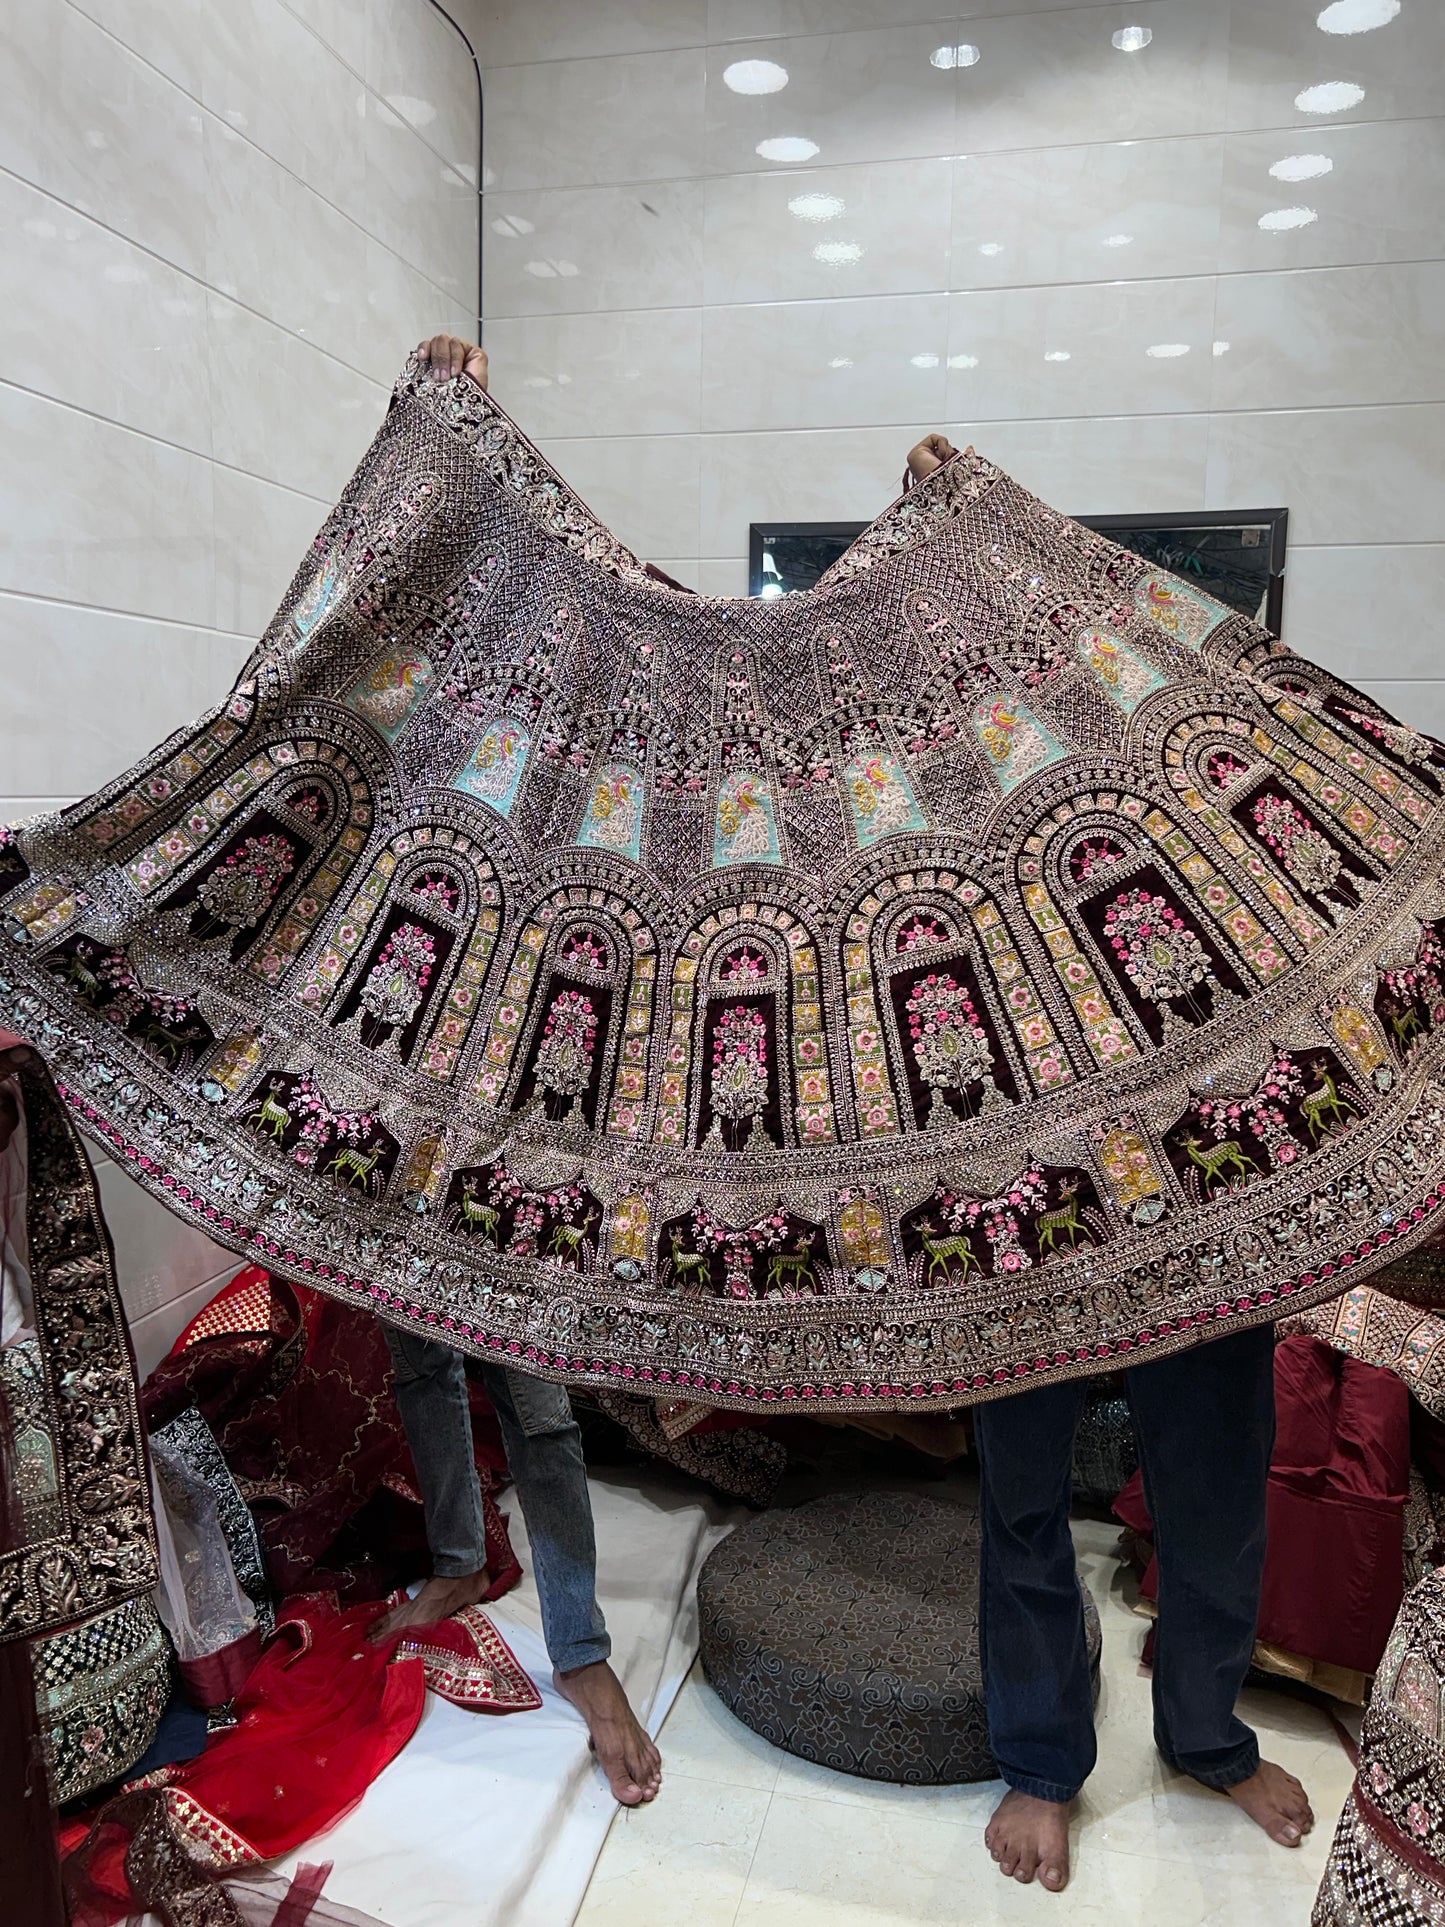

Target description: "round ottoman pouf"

left=698, top=1489, right=1102, bottom=1785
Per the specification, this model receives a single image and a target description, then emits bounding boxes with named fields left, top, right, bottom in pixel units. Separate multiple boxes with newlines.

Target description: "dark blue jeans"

left=384, top=1326, right=611, bottom=1674
left=973, top=1322, right=1276, bottom=1803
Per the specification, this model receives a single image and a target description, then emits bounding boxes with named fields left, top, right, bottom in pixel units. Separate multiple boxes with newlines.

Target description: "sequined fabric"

left=3, top=363, right=1445, bottom=1413
left=1315, top=1565, right=1445, bottom=1925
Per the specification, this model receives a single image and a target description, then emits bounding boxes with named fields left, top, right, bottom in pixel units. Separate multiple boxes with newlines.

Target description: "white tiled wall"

left=464, top=0, right=1445, bottom=734
left=0, top=0, right=480, bottom=1352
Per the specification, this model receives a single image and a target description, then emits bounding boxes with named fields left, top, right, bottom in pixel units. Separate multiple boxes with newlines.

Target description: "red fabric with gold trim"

left=394, top=1602, right=542, bottom=1712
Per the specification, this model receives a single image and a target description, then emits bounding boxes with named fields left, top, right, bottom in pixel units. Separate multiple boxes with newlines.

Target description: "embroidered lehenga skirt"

left=2, top=361, right=1444, bottom=1415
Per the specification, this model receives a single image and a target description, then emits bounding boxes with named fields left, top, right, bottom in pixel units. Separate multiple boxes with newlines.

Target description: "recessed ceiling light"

left=1043, top=349, right=1071, bottom=362
left=828, top=356, right=853, bottom=368
left=948, top=353, right=979, bottom=369
left=813, top=240, right=862, bottom=264
left=789, top=192, right=845, bottom=222
left=1146, top=342, right=1190, bottom=357
left=910, top=352, right=940, bottom=368
left=1317, top=0, right=1400, bottom=32
left=1102, top=233, right=1134, bottom=247
left=491, top=213, right=535, bottom=237
left=1295, top=80, right=1366, bottom=112
left=1270, top=152, right=1333, bottom=181
left=978, top=241, right=1004, bottom=257
left=930, top=43, right=981, bottom=69
left=1258, top=205, right=1319, bottom=229
left=724, top=59, right=789, bottom=94
left=1212, top=340, right=1230, bottom=356
left=1112, top=25, right=1152, bottom=51
left=756, top=136, right=819, bottom=163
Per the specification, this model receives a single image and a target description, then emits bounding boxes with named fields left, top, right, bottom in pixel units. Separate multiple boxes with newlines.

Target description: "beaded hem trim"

left=3, top=361, right=1445, bottom=1412
left=0, top=1058, right=157, bottom=1640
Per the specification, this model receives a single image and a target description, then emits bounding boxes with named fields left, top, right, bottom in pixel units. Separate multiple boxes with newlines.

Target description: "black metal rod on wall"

left=423, top=0, right=485, bottom=340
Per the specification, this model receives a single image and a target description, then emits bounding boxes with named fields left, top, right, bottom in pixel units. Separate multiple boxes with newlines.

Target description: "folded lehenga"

left=2, top=359, right=1443, bottom=1414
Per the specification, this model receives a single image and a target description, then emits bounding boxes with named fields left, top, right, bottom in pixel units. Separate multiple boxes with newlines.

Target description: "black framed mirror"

left=748, top=507, right=1289, bottom=632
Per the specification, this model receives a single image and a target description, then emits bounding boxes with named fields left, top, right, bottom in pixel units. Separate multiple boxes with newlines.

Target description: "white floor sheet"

left=269, top=1466, right=739, bottom=1927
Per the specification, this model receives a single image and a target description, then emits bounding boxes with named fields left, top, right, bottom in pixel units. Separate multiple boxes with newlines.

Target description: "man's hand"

left=906, top=433, right=968, bottom=482
left=415, top=335, right=489, bottom=391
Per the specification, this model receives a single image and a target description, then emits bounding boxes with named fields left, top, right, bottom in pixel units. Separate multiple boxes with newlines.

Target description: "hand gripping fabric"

left=3, top=362, right=1445, bottom=1415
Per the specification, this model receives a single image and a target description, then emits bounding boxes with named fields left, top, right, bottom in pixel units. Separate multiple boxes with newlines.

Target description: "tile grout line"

left=480, top=111, right=1445, bottom=187
left=485, top=256, right=1445, bottom=322
left=53, top=0, right=477, bottom=317
left=0, top=373, right=340, bottom=509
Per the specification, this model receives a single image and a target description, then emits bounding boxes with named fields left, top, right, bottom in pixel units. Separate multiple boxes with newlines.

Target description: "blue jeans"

left=384, top=1326, right=611, bottom=1674
left=973, top=1322, right=1276, bottom=1803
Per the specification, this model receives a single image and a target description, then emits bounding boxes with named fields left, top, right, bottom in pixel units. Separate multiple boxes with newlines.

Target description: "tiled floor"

left=576, top=1516, right=1357, bottom=1927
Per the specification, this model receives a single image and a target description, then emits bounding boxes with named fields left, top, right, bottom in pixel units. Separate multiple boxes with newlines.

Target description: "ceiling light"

left=757, top=136, right=819, bottom=163
left=789, top=192, right=844, bottom=222
left=1212, top=340, right=1230, bottom=356
left=1258, top=205, right=1319, bottom=229
left=1270, top=153, right=1333, bottom=181
left=931, top=43, right=981, bottom=69
left=1112, top=25, right=1152, bottom=51
left=1044, top=349, right=1071, bottom=362
left=948, top=353, right=979, bottom=369
left=910, top=352, right=940, bottom=368
left=1317, top=0, right=1400, bottom=31
left=1295, top=80, right=1366, bottom=112
left=828, top=357, right=853, bottom=368
left=1146, top=342, right=1190, bottom=357
left=978, top=241, right=1004, bottom=257
left=813, top=239, right=862, bottom=264
left=491, top=213, right=535, bottom=237
left=724, top=59, right=789, bottom=94
left=1103, top=233, right=1134, bottom=247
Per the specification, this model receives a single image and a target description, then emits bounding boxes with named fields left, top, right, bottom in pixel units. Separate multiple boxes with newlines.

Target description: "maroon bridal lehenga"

left=2, top=358, right=1445, bottom=1423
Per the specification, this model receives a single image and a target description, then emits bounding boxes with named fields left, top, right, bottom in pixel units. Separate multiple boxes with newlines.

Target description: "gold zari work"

left=3, top=361, right=1445, bottom=1413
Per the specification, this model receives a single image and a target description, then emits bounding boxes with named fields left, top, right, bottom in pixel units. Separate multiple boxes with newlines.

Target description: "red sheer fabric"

left=1116, top=1334, right=1412, bottom=1676
left=141, top=1266, right=521, bottom=1604
left=62, top=1595, right=426, bottom=1924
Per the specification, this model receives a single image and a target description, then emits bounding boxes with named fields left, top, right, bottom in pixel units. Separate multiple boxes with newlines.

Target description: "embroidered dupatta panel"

left=3, top=361, right=1445, bottom=1416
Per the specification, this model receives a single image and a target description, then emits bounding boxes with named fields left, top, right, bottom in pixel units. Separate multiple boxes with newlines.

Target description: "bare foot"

left=985, top=1789, right=1072, bottom=1892
left=368, top=1568, right=490, bottom=1642
left=554, top=1661, right=662, bottom=1806
left=1223, top=1760, right=1314, bottom=1848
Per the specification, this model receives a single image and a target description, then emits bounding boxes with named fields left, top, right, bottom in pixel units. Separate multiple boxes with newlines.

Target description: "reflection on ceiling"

left=1295, top=80, right=1366, bottom=112
left=789, top=192, right=844, bottom=222
left=724, top=59, right=789, bottom=95
left=756, top=136, right=818, bottom=163
left=1271, top=153, right=1334, bottom=181
left=930, top=44, right=980, bottom=70
left=1317, top=0, right=1400, bottom=31
left=813, top=240, right=861, bottom=264
left=1258, top=206, right=1320, bottom=230
left=1112, top=26, right=1153, bottom=52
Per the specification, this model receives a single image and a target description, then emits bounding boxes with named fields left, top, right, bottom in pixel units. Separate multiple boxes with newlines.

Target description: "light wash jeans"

left=384, top=1325, right=611, bottom=1673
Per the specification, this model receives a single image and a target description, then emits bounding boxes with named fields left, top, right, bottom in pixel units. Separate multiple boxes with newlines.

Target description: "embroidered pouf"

left=697, top=1489, right=1101, bottom=1784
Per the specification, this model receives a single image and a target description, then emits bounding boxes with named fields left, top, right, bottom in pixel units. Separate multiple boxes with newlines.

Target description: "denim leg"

left=974, top=1375, right=1097, bottom=1802
left=479, top=1363, right=611, bottom=1674
left=1125, top=1323, right=1276, bottom=1791
left=384, top=1324, right=489, bottom=1579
